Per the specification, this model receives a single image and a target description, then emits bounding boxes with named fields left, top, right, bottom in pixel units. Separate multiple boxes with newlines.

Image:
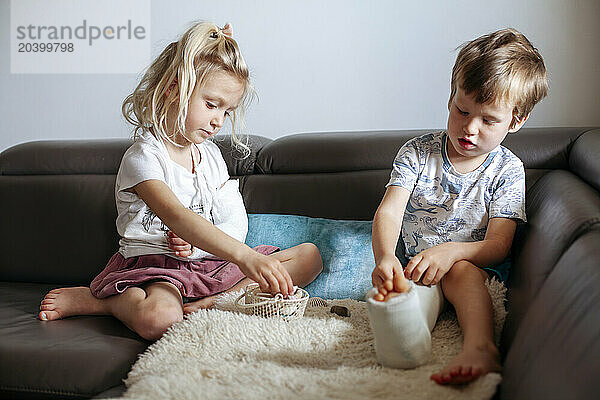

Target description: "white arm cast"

left=189, top=179, right=249, bottom=260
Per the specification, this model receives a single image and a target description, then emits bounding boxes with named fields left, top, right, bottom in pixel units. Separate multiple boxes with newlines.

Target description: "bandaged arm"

left=189, top=179, right=248, bottom=259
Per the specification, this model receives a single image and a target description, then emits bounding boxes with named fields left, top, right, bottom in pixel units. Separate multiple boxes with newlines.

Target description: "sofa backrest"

left=1, top=128, right=598, bottom=299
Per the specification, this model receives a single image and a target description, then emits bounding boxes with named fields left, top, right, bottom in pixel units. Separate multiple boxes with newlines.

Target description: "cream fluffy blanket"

left=117, top=279, right=506, bottom=400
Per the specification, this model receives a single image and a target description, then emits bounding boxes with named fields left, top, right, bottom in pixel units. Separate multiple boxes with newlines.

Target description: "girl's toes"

left=39, top=310, right=60, bottom=321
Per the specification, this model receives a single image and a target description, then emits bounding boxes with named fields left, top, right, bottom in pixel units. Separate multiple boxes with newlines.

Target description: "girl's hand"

left=404, top=242, right=458, bottom=285
left=242, top=252, right=294, bottom=296
left=372, top=255, right=410, bottom=301
left=167, top=231, right=193, bottom=258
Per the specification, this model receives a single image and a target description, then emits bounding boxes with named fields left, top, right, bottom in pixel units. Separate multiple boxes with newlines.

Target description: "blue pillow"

left=245, top=214, right=374, bottom=300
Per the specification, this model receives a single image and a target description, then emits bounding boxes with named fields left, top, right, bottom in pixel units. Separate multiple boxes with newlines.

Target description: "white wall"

left=1, top=0, right=599, bottom=151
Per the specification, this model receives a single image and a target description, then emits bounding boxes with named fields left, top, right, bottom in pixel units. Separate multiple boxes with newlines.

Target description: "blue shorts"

left=481, top=259, right=511, bottom=283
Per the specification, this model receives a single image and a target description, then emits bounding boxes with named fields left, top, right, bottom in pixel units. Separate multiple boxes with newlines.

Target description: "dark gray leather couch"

left=1, top=128, right=598, bottom=399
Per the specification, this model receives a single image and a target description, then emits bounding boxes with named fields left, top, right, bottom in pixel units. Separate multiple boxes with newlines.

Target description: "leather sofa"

left=1, top=127, right=598, bottom=399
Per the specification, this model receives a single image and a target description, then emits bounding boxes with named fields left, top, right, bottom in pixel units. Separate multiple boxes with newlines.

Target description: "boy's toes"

left=450, top=368, right=479, bottom=384
left=430, top=372, right=450, bottom=384
left=432, top=367, right=477, bottom=385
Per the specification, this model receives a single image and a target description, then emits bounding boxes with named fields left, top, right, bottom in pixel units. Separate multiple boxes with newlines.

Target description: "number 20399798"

left=18, top=42, right=74, bottom=52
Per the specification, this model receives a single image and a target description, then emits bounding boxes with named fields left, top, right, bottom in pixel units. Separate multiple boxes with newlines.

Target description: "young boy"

left=367, top=28, right=548, bottom=385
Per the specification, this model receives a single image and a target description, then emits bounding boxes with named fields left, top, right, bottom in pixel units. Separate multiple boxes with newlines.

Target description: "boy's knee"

left=136, top=304, right=183, bottom=341
left=443, top=260, right=488, bottom=291
left=444, top=260, right=475, bottom=284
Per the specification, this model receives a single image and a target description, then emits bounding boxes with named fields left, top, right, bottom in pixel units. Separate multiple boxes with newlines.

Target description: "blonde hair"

left=122, top=21, right=252, bottom=157
left=449, top=28, right=548, bottom=128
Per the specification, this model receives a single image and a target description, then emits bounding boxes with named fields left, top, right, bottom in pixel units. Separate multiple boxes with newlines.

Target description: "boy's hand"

left=167, top=230, right=193, bottom=258
left=372, top=255, right=410, bottom=301
left=404, top=242, right=457, bottom=285
left=241, top=251, right=294, bottom=296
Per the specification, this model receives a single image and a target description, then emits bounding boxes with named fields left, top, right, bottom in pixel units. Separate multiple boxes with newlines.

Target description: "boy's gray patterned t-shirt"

left=388, top=131, right=526, bottom=258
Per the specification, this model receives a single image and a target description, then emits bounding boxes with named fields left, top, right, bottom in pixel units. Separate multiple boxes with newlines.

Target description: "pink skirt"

left=90, top=245, right=279, bottom=299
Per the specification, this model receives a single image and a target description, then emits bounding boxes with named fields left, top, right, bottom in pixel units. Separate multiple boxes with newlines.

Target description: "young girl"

left=38, top=21, right=323, bottom=341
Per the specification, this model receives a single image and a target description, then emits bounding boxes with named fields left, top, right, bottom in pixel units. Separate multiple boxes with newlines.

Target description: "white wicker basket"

left=234, top=283, right=309, bottom=320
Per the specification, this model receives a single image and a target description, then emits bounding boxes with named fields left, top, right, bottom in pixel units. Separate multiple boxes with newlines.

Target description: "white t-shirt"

left=115, top=132, right=248, bottom=260
left=388, top=131, right=526, bottom=258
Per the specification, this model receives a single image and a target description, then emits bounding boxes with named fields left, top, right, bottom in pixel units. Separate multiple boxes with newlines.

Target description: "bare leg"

left=268, top=242, right=323, bottom=287
left=39, top=287, right=112, bottom=320
left=183, top=243, right=323, bottom=314
left=39, top=281, right=184, bottom=341
left=431, top=260, right=501, bottom=385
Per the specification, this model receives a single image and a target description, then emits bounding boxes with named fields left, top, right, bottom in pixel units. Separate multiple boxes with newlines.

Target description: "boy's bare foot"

left=430, top=342, right=501, bottom=385
left=182, top=295, right=217, bottom=315
left=39, top=287, right=107, bottom=321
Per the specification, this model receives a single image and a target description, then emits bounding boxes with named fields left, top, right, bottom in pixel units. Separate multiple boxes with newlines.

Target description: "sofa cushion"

left=245, top=214, right=374, bottom=300
left=502, top=127, right=585, bottom=170
left=500, top=230, right=600, bottom=400
left=256, top=130, right=431, bottom=174
left=0, top=140, right=130, bottom=175
left=0, top=175, right=119, bottom=285
left=212, top=134, right=272, bottom=176
left=242, top=170, right=390, bottom=220
left=255, top=128, right=587, bottom=174
left=0, top=135, right=271, bottom=178
left=0, top=282, right=148, bottom=399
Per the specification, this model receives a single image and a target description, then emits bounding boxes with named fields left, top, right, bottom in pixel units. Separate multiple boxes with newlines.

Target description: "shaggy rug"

left=115, top=279, right=506, bottom=400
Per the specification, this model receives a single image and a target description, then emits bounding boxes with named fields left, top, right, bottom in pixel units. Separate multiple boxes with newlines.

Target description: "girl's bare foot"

left=39, top=287, right=108, bottom=321
left=430, top=342, right=501, bottom=385
left=183, top=295, right=217, bottom=315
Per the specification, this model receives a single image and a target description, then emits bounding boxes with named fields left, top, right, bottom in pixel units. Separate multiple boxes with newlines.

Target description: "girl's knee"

left=285, top=243, right=322, bottom=285
left=136, top=304, right=183, bottom=341
left=300, top=242, right=323, bottom=272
